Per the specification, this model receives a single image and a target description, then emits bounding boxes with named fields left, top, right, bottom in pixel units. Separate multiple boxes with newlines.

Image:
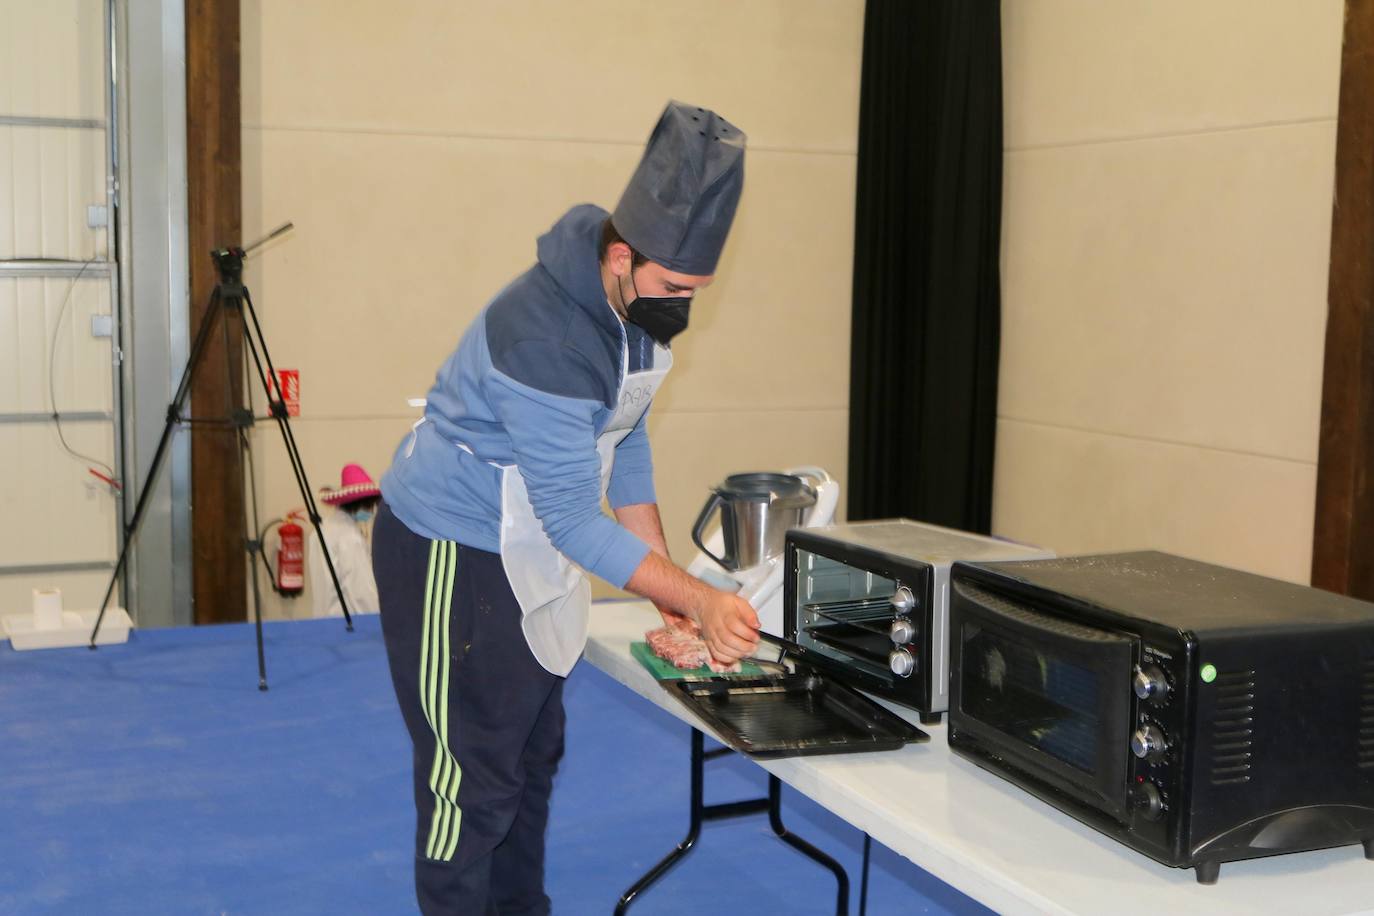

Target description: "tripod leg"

left=277, top=412, right=353, bottom=628
left=228, top=307, right=270, bottom=690
left=91, top=290, right=226, bottom=645
left=238, top=423, right=269, bottom=689
left=239, top=288, right=354, bottom=630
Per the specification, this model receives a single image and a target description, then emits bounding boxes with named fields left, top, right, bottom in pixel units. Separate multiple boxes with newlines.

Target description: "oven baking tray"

left=665, top=672, right=930, bottom=758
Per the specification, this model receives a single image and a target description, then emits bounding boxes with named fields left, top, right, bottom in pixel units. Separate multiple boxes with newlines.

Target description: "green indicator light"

left=1200, top=664, right=1217, bottom=684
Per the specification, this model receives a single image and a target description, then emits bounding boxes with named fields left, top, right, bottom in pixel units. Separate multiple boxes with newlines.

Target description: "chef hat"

left=611, top=101, right=746, bottom=276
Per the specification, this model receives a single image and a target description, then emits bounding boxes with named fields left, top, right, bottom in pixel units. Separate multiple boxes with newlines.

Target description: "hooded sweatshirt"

left=380, top=204, right=657, bottom=588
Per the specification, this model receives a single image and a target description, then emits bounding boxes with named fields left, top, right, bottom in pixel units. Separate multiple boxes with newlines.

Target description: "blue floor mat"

left=0, top=616, right=989, bottom=915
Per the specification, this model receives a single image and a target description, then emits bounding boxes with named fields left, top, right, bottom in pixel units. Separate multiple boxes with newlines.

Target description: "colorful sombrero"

left=320, top=463, right=381, bottom=507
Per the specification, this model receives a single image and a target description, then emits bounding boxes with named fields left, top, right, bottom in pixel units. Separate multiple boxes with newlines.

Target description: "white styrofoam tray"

left=2, top=607, right=133, bottom=650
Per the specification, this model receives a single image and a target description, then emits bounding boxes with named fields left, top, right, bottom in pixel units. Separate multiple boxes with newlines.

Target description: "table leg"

left=614, top=729, right=707, bottom=914
left=859, top=832, right=871, bottom=916
left=768, top=774, right=850, bottom=915
left=615, top=729, right=852, bottom=914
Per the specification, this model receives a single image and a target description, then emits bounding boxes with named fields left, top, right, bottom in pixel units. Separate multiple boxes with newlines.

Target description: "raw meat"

left=645, top=625, right=742, bottom=673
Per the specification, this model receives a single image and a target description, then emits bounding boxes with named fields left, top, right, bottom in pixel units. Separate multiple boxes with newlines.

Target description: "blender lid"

left=716, top=472, right=817, bottom=508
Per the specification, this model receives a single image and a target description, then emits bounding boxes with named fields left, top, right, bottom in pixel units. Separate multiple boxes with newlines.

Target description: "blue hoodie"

left=380, top=205, right=658, bottom=588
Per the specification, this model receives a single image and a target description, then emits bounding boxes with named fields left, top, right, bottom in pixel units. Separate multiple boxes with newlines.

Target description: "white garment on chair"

left=307, top=507, right=380, bottom=617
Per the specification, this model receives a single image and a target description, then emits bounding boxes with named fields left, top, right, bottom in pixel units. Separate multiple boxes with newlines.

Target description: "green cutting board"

left=630, top=641, right=764, bottom=680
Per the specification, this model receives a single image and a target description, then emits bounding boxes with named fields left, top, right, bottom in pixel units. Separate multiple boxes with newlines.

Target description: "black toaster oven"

left=782, top=520, right=1052, bottom=722
left=947, top=551, right=1374, bottom=883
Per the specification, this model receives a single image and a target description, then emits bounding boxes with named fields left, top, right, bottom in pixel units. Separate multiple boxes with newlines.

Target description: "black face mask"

left=620, top=268, right=691, bottom=346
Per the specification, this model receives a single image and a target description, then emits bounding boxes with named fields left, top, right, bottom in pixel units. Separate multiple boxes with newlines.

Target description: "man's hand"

left=696, top=590, right=760, bottom=664
left=658, top=606, right=698, bottom=634
left=624, top=550, right=759, bottom=663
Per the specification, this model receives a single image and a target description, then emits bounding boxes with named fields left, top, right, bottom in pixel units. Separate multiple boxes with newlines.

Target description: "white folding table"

left=586, top=599, right=1374, bottom=916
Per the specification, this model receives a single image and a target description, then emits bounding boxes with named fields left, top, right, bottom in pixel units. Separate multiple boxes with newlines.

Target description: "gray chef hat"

left=612, top=101, right=746, bottom=276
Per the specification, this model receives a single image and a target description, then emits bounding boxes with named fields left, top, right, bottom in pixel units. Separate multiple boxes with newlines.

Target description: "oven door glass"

left=951, top=580, right=1135, bottom=822
left=792, top=547, right=899, bottom=679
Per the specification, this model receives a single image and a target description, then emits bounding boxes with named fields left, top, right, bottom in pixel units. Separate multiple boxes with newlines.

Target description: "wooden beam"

left=1313, top=0, right=1374, bottom=597
left=185, top=0, right=246, bottom=624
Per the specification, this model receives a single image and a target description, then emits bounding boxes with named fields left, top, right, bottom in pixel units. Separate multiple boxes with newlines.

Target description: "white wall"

left=240, top=0, right=1343, bottom=618
left=239, top=1, right=863, bottom=616
left=994, top=0, right=1343, bottom=583
left=0, top=0, right=118, bottom=616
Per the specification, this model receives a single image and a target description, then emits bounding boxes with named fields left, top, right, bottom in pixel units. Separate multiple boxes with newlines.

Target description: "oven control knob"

left=889, top=648, right=916, bottom=678
left=1133, top=665, right=1170, bottom=704
left=1130, top=782, right=1164, bottom=820
left=1130, top=725, right=1168, bottom=762
left=890, top=586, right=916, bottom=614
left=889, top=618, right=917, bottom=645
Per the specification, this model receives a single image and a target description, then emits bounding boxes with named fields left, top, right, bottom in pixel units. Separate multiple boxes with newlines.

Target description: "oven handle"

left=953, top=579, right=1127, bottom=648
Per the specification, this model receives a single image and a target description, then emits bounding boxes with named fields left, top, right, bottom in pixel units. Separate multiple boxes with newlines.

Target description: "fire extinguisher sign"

left=269, top=369, right=301, bottom=417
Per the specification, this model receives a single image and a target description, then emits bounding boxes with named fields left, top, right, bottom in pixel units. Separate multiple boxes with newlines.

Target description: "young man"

left=373, top=101, right=758, bottom=914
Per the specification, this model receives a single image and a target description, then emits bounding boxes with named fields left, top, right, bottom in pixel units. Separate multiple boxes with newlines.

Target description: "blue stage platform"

left=0, top=615, right=987, bottom=914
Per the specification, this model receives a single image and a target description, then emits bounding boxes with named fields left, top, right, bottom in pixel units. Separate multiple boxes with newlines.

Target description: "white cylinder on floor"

left=32, top=588, right=63, bottom=630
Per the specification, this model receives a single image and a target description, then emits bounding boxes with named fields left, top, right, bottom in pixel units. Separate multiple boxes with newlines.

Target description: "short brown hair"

left=599, top=219, right=649, bottom=267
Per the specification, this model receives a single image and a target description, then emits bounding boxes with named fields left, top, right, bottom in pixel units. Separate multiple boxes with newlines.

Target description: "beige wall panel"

left=1002, top=0, right=1343, bottom=149
left=250, top=408, right=848, bottom=613
left=241, top=0, right=862, bottom=152
left=992, top=419, right=1315, bottom=584
left=1000, top=122, right=1335, bottom=463
left=243, top=128, right=853, bottom=418
left=0, top=570, right=115, bottom=619
left=593, top=406, right=848, bottom=599
left=0, top=278, right=112, bottom=413
left=242, top=127, right=639, bottom=417
left=249, top=416, right=412, bottom=521
left=1, top=0, right=106, bottom=120
left=656, top=150, right=854, bottom=414
left=0, top=423, right=117, bottom=566
left=0, top=126, right=108, bottom=260
left=239, top=1, right=860, bottom=619
left=244, top=406, right=846, bottom=614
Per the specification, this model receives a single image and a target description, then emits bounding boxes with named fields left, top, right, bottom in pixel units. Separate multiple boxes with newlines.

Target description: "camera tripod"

left=90, top=224, right=354, bottom=689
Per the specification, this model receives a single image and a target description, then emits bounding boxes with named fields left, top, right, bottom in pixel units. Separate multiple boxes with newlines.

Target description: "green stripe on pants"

left=421, top=542, right=464, bottom=860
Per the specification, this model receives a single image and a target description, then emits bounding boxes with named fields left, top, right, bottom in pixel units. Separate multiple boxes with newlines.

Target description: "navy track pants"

left=373, top=501, right=564, bottom=915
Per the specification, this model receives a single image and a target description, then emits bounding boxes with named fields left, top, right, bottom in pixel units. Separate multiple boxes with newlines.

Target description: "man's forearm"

left=623, top=549, right=714, bottom=620
left=614, top=502, right=696, bottom=618
left=614, top=502, right=670, bottom=559
left=615, top=504, right=760, bottom=660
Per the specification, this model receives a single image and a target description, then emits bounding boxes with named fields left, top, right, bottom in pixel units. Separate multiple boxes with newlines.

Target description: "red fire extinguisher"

left=274, top=520, right=305, bottom=595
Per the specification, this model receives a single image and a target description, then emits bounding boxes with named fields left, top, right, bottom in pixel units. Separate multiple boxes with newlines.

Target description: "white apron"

left=497, top=333, right=672, bottom=676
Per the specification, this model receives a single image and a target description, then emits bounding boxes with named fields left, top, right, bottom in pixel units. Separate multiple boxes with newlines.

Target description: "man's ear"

left=608, top=241, right=634, bottom=277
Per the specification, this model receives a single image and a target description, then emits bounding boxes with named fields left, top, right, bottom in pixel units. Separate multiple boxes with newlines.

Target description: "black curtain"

left=847, top=0, right=1004, bottom=533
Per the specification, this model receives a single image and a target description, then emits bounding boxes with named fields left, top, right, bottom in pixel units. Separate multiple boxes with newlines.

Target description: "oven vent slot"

left=1359, top=658, right=1374, bottom=771
left=1210, top=670, right=1256, bottom=786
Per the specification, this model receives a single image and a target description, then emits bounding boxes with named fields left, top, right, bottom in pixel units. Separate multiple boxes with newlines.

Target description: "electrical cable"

left=46, top=256, right=117, bottom=480
left=1, top=256, right=106, bottom=263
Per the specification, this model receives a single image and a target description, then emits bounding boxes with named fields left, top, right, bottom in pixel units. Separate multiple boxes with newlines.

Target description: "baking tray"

left=665, top=672, right=929, bottom=759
